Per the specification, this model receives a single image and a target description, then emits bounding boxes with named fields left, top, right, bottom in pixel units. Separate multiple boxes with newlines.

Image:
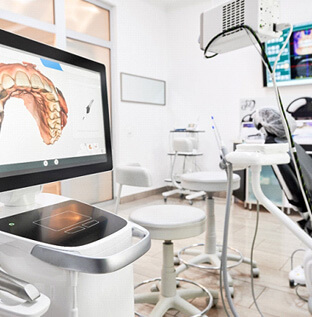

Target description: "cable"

left=243, top=24, right=312, bottom=223
left=203, top=22, right=312, bottom=317
left=244, top=29, right=270, bottom=72
left=271, top=26, right=312, bottom=223
left=290, top=249, right=306, bottom=270
left=219, top=266, right=231, bottom=317
left=250, top=201, right=264, bottom=317
left=221, top=162, right=240, bottom=317
left=295, top=284, right=309, bottom=302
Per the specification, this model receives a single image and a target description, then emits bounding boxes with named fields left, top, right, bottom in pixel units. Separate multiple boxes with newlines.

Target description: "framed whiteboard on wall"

left=120, top=73, right=166, bottom=105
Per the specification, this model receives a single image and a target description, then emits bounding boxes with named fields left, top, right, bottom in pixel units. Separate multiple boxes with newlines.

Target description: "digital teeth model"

left=0, top=62, right=68, bottom=145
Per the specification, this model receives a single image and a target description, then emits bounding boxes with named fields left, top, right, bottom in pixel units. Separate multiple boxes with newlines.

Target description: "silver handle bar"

left=30, top=222, right=151, bottom=274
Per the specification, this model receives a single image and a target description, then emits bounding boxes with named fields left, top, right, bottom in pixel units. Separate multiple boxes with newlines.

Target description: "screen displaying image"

left=291, top=28, right=312, bottom=79
left=0, top=43, right=107, bottom=177
left=264, top=22, right=312, bottom=87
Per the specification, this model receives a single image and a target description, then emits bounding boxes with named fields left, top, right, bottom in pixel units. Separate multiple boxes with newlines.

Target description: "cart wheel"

left=289, top=279, right=295, bottom=288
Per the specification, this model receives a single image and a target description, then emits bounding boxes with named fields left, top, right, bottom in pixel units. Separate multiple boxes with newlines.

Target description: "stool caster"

left=174, top=256, right=180, bottom=266
left=150, top=284, right=159, bottom=292
left=213, top=297, right=218, bottom=307
left=208, top=297, right=219, bottom=308
left=150, top=281, right=181, bottom=292
left=206, top=290, right=219, bottom=307
left=252, top=268, right=260, bottom=278
left=308, top=297, right=312, bottom=314
left=229, top=287, right=234, bottom=298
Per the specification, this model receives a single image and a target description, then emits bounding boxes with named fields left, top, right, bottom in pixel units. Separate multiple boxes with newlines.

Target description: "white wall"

left=106, top=0, right=312, bottom=198
left=107, top=0, right=172, bottom=196
left=166, top=0, right=312, bottom=171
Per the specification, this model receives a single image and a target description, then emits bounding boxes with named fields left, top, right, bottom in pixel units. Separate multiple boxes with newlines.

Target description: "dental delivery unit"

left=0, top=28, right=150, bottom=316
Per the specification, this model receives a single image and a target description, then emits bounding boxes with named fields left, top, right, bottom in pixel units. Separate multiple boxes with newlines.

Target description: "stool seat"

left=129, top=205, right=206, bottom=240
left=181, top=171, right=240, bottom=193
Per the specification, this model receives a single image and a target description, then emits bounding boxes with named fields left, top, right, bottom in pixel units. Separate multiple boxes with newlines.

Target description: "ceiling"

left=144, top=0, right=212, bottom=7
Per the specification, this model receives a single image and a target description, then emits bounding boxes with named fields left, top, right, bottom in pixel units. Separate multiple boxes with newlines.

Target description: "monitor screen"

left=0, top=29, right=112, bottom=192
left=263, top=22, right=312, bottom=87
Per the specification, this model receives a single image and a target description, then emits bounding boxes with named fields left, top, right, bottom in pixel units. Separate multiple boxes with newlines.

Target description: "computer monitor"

left=0, top=29, right=112, bottom=193
left=263, top=22, right=312, bottom=87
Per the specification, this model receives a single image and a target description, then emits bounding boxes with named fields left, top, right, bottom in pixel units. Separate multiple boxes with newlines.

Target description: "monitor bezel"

left=0, top=29, right=112, bottom=192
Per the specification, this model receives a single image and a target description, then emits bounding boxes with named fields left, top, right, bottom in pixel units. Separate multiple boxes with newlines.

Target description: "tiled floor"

left=98, top=194, right=310, bottom=316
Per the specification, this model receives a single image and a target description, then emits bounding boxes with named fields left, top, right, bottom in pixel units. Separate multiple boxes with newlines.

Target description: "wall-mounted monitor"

left=263, top=22, right=312, bottom=87
left=0, top=29, right=112, bottom=192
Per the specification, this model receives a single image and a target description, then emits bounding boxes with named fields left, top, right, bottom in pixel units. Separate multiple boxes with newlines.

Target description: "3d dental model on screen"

left=0, top=62, right=68, bottom=145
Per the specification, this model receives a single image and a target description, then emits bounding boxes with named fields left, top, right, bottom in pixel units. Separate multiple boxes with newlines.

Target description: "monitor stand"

left=0, top=186, right=42, bottom=208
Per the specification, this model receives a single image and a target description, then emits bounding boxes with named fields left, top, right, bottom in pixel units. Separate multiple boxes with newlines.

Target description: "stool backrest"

left=114, top=164, right=152, bottom=214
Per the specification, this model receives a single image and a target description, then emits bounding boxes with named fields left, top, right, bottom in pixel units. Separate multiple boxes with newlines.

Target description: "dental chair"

left=252, top=108, right=312, bottom=234
left=253, top=108, right=312, bottom=312
left=115, top=164, right=218, bottom=316
left=0, top=269, right=50, bottom=316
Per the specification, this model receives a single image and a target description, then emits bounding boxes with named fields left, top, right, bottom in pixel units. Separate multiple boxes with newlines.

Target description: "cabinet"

left=234, top=166, right=290, bottom=211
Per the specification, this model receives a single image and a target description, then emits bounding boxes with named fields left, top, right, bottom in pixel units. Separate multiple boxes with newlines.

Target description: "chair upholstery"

left=129, top=205, right=206, bottom=240
left=181, top=171, right=240, bottom=193
left=115, top=165, right=152, bottom=188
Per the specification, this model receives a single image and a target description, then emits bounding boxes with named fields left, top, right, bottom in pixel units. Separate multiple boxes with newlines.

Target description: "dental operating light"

left=200, top=0, right=281, bottom=54
left=201, top=0, right=312, bottom=223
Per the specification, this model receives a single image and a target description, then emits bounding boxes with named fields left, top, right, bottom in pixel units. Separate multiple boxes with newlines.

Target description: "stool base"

left=176, top=244, right=259, bottom=295
left=134, top=277, right=216, bottom=317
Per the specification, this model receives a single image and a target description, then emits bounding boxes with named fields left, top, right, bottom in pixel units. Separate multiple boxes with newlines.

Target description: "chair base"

left=134, top=277, right=216, bottom=317
left=174, top=195, right=260, bottom=295
left=177, top=243, right=244, bottom=269
left=176, top=244, right=259, bottom=295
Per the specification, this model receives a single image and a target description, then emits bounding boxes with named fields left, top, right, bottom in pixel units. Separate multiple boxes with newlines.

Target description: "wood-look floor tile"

left=100, top=194, right=310, bottom=316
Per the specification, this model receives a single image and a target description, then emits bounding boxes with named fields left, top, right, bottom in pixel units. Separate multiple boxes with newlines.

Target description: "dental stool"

left=114, top=164, right=217, bottom=316
left=176, top=171, right=259, bottom=294
left=129, top=205, right=215, bottom=316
